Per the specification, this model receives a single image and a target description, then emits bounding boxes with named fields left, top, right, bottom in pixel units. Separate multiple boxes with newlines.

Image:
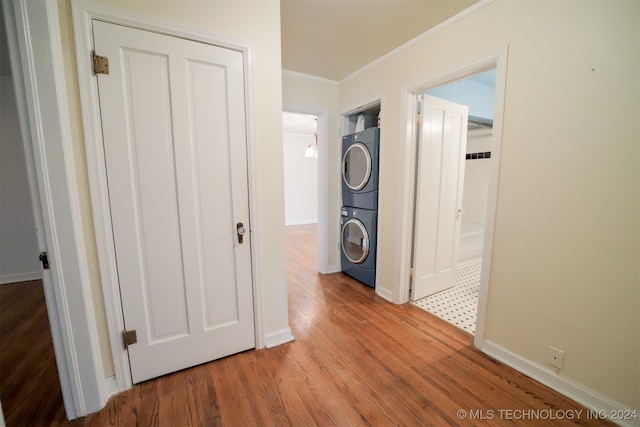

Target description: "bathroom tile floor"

left=411, top=260, right=481, bottom=335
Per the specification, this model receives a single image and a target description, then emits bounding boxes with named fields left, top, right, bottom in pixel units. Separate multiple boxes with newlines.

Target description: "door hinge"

left=409, top=267, right=414, bottom=278
left=123, top=330, right=137, bottom=348
left=39, top=252, right=50, bottom=270
left=92, top=51, right=109, bottom=75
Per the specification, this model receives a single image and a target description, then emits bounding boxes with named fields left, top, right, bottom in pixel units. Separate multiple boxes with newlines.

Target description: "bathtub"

left=458, top=222, right=485, bottom=264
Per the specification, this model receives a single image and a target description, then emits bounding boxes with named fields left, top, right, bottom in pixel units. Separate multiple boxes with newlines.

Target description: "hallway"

left=0, top=224, right=610, bottom=426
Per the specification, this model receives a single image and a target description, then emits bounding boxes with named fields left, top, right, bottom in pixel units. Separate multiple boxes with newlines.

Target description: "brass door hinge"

left=123, top=330, right=137, bottom=348
left=92, top=51, right=109, bottom=75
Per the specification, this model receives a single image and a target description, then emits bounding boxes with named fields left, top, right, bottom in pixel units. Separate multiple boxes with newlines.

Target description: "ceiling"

left=2, top=2, right=479, bottom=81
left=280, top=0, right=479, bottom=82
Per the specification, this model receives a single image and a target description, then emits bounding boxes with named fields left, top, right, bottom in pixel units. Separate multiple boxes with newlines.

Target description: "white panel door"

left=411, top=95, right=468, bottom=301
left=93, top=21, right=255, bottom=383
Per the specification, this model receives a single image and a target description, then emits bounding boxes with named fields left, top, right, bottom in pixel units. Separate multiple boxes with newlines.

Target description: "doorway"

left=283, top=105, right=337, bottom=274
left=282, top=110, right=321, bottom=271
left=0, top=9, right=65, bottom=423
left=410, top=70, right=496, bottom=335
left=282, top=111, right=319, bottom=271
left=399, top=49, right=508, bottom=347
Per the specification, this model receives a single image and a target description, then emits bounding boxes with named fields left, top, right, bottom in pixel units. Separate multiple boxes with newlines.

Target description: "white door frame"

left=397, top=48, right=508, bottom=348
left=71, top=1, right=264, bottom=393
left=282, top=106, right=330, bottom=274
left=3, top=0, right=106, bottom=418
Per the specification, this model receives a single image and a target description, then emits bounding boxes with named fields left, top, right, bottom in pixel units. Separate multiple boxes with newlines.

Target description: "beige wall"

left=56, top=0, right=287, bottom=378
left=338, top=0, right=639, bottom=410
left=282, top=72, right=340, bottom=270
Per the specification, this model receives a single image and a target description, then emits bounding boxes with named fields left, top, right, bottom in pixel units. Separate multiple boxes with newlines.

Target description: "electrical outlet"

left=547, top=346, right=565, bottom=369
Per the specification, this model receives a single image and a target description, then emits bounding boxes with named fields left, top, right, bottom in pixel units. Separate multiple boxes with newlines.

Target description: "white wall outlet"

left=547, top=346, right=565, bottom=369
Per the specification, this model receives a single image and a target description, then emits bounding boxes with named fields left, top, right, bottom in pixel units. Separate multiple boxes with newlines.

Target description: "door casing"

left=398, top=48, right=508, bottom=349
left=4, top=0, right=106, bottom=418
left=72, top=1, right=264, bottom=394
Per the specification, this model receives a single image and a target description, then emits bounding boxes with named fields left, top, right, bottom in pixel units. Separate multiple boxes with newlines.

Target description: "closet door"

left=93, top=20, right=255, bottom=383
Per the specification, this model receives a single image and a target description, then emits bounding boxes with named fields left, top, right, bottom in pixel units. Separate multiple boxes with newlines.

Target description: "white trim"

left=474, top=49, right=508, bottom=348
left=395, top=90, right=419, bottom=304
left=482, top=341, right=639, bottom=427
left=71, top=0, right=265, bottom=392
left=326, top=265, right=340, bottom=274
left=6, top=0, right=106, bottom=418
left=0, top=272, right=42, bottom=285
left=264, top=328, right=295, bottom=348
left=283, top=105, right=331, bottom=275
left=340, top=0, right=495, bottom=83
left=397, top=47, right=509, bottom=352
left=285, top=219, right=318, bottom=226
left=282, top=69, right=338, bottom=85
left=243, top=40, right=265, bottom=351
left=375, top=286, right=394, bottom=303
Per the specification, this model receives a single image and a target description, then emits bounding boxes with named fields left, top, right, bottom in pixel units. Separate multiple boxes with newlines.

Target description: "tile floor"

left=411, top=260, right=481, bottom=334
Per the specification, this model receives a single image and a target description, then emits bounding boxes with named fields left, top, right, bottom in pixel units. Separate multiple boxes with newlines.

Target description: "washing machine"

left=340, top=206, right=377, bottom=288
left=342, top=127, right=380, bottom=210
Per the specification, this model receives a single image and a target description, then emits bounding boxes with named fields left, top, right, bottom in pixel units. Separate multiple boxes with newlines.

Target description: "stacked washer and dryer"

left=340, top=126, right=380, bottom=288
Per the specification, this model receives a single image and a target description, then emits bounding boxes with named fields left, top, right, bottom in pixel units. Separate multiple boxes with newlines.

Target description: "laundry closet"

left=340, top=104, right=381, bottom=288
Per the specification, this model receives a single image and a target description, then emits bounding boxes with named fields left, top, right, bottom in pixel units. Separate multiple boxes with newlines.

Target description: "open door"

left=411, top=95, right=468, bottom=301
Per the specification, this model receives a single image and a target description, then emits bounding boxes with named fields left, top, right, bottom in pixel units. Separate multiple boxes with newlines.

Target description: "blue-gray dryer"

left=340, top=206, right=377, bottom=288
left=342, top=128, right=380, bottom=210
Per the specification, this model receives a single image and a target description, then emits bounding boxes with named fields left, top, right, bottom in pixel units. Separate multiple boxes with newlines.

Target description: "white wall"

left=55, top=0, right=288, bottom=379
left=283, top=132, right=318, bottom=225
left=0, top=75, right=40, bottom=284
left=338, top=0, right=639, bottom=411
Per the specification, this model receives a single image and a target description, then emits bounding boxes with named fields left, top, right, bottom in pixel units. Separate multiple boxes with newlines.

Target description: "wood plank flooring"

left=1, top=224, right=611, bottom=426
left=0, top=280, right=67, bottom=426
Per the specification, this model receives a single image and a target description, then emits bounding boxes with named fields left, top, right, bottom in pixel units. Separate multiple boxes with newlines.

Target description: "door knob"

left=236, top=222, right=246, bottom=244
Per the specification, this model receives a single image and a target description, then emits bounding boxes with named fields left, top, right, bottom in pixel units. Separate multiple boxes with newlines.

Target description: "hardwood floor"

left=0, top=280, right=67, bottom=426
left=2, top=224, right=611, bottom=426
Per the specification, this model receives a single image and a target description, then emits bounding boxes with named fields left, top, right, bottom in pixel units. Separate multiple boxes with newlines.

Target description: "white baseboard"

left=375, top=286, right=394, bottom=303
left=482, top=340, right=639, bottom=427
left=102, top=375, right=118, bottom=399
left=285, top=219, right=318, bottom=226
left=264, top=327, right=295, bottom=348
left=0, top=271, right=42, bottom=285
left=326, top=265, right=340, bottom=274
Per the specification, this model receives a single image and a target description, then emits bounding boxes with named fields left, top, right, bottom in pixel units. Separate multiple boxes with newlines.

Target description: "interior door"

left=93, top=21, right=255, bottom=383
left=411, top=95, right=468, bottom=301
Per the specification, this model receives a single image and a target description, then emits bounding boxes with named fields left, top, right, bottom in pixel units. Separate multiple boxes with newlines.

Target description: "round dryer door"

left=342, top=143, right=372, bottom=191
left=341, top=218, right=369, bottom=264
